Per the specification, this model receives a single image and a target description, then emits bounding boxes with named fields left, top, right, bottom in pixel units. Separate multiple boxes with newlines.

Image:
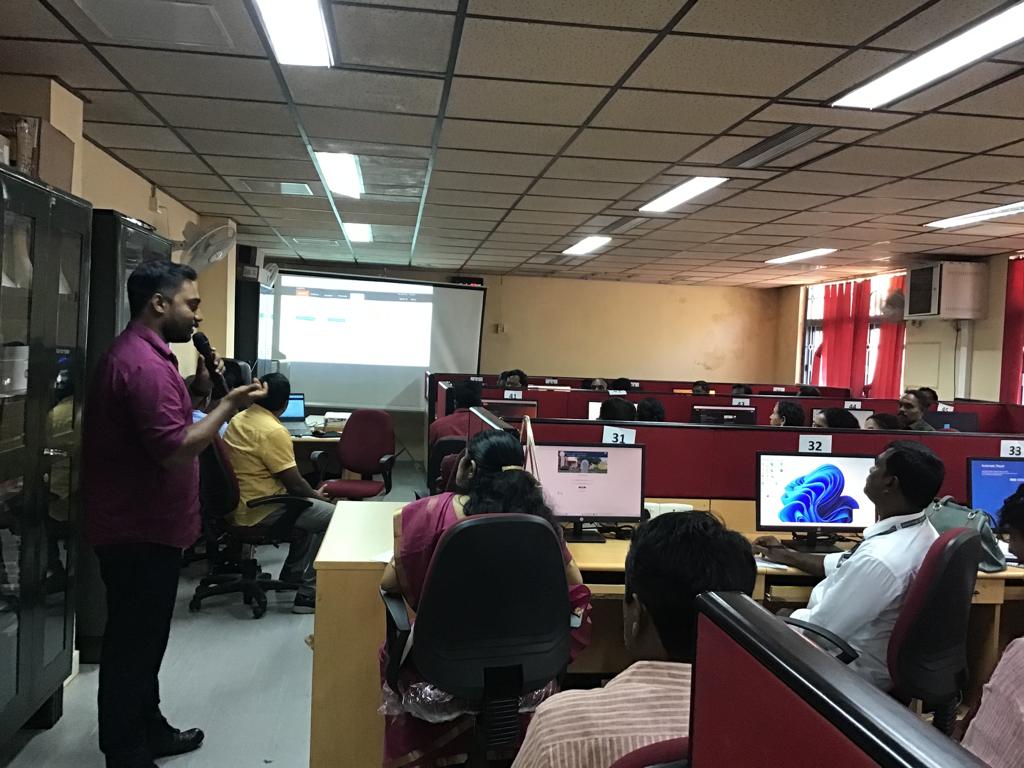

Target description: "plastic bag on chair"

left=379, top=679, right=558, bottom=724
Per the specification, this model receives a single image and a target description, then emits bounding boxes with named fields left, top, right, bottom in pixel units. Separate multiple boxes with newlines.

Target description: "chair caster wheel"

left=189, top=598, right=201, bottom=612
left=252, top=602, right=267, bottom=619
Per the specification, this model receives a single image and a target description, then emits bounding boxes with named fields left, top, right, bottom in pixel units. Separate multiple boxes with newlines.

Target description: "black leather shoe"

left=149, top=727, right=204, bottom=758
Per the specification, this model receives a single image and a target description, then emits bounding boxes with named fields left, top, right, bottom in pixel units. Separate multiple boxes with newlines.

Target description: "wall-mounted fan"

left=881, top=290, right=905, bottom=323
left=175, top=223, right=237, bottom=274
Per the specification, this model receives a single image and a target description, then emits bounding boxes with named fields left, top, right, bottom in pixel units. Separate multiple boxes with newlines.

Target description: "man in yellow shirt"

left=223, top=373, right=334, bottom=613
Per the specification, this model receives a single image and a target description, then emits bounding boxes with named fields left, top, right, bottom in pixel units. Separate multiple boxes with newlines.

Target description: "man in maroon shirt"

left=83, top=260, right=265, bottom=768
left=428, top=379, right=482, bottom=446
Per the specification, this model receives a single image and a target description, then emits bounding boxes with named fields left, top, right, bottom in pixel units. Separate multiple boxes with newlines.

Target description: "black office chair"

left=382, top=514, right=571, bottom=767
left=222, top=358, right=252, bottom=387
left=427, top=436, right=466, bottom=494
left=189, top=437, right=314, bottom=619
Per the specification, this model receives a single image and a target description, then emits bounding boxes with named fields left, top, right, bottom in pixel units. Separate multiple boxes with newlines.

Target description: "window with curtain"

left=801, top=274, right=906, bottom=397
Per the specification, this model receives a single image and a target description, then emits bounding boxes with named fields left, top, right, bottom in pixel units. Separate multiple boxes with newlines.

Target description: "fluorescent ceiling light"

left=562, top=236, right=611, bottom=256
left=926, top=200, right=1024, bottom=229
left=765, top=248, right=837, bottom=265
left=343, top=223, right=373, bottom=243
left=833, top=2, right=1024, bottom=109
left=639, top=177, right=728, bottom=213
left=314, top=152, right=363, bottom=199
left=254, top=0, right=333, bottom=67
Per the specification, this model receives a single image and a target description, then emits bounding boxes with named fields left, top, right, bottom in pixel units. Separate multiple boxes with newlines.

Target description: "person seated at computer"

left=959, top=487, right=1024, bottom=766
left=608, top=377, right=633, bottom=393
left=184, top=366, right=227, bottom=437
left=691, top=380, right=710, bottom=395
left=222, top=372, right=336, bottom=614
left=898, top=389, right=935, bottom=431
left=732, top=384, right=753, bottom=396
left=813, top=407, right=860, bottom=429
left=769, top=400, right=805, bottom=427
left=599, top=397, right=636, bottom=421
left=582, top=378, right=608, bottom=391
left=798, top=385, right=821, bottom=396
left=906, top=386, right=938, bottom=411
left=428, top=380, right=481, bottom=446
left=865, top=413, right=901, bottom=430
left=498, top=369, right=529, bottom=388
left=512, top=511, right=756, bottom=768
left=637, top=397, right=666, bottom=422
left=379, top=430, right=591, bottom=767
left=754, top=441, right=943, bottom=690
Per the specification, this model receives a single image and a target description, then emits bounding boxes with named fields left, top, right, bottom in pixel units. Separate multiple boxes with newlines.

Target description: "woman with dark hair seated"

left=379, top=430, right=591, bottom=767
left=812, top=407, right=861, bottom=429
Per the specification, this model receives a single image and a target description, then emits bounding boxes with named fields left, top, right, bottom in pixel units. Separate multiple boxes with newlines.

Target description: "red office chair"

left=317, top=409, right=396, bottom=500
left=888, top=527, right=982, bottom=734
left=609, top=738, right=689, bottom=768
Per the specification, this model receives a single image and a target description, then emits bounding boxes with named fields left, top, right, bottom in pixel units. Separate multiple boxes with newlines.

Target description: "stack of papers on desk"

left=755, top=557, right=789, bottom=571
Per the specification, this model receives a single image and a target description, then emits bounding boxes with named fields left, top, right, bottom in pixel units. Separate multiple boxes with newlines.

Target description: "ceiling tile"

left=788, top=49, right=906, bottom=101
left=530, top=177, right=638, bottom=199
left=110, top=149, right=209, bottom=173
left=815, top=196, right=932, bottom=214
left=689, top=206, right=791, bottom=223
left=629, top=36, right=838, bottom=96
left=456, top=19, right=652, bottom=85
left=517, top=195, right=611, bottom=214
left=332, top=5, right=454, bottom=72
left=565, top=129, right=709, bottom=162
left=430, top=171, right=532, bottom=194
left=873, top=0, right=1006, bottom=50
left=721, top=190, right=838, bottom=210
left=98, top=46, right=283, bottom=101
left=682, top=136, right=763, bottom=165
left=148, top=94, right=297, bottom=135
left=866, top=114, right=1024, bottom=153
left=917, top=155, right=1024, bottom=182
left=439, top=120, right=573, bottom=154
left=594, top=91, right=764, bottom=133
left=164, top=188, right=245, bottom=205
left=81, top=90, right=160, bottom=125
left=0, top=40, right=121, bottom=88
left=759, top=170, right=896, bottom=195
left=468, top=0, right=683, bottom=28
left=544, top=156, right=666, bottom=183
left=145, top=170, right=229, bottom=190
left=894, top=62, right=1020, bottom=112
left=283, top=66, right=442, bottom=114
left=426, top=189, right=518, bottom=208
left=299, top=106, right=435, bottom=146
left=861, top=178, right=995, bottom=200
left=181, top=129, right=307, bottom=159
left=5, top=0, right=75, bottom=39
left=84, top=122, right=188, bottom=152
left=446, top=77, right=605, bottom=124
left=808, top=146, right=965, bottom=176
left=208, top=156, right=319, bottom=180
left=434, top=148, right=551, bottom=175
left=753, top=103, right=910, bottom=130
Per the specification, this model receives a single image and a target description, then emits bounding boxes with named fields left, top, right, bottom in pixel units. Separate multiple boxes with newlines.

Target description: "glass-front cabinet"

left=0, top=166, right=90, bottom=744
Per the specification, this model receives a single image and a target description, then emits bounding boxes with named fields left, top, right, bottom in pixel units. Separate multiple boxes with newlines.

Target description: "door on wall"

left=0, top=166, right=91, bottom=744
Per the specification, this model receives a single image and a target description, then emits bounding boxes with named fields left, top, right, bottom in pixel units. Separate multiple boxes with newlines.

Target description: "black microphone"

left=192, top=331, right=229, bottom=399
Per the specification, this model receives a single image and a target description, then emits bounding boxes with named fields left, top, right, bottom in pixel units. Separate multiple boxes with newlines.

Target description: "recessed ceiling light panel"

left=254, top=0, right=334, bottom=67
left=926, top=200, right=1024, bottom=229
left=639, top=176, right=728, bottom=213
left=765, top=248, right=837, bottom=265
left=314, top=151, right=364, bottom=199
left=562, top=236, right=611, bottom=256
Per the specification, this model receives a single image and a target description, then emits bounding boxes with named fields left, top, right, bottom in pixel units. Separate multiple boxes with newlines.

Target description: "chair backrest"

left=609, top=738, right=689, bottom=768
left=198, top=436, right=240, bottom=521
left=222, top=358, right=252, bottom=387
left=337, top=408, right=395, bottom=475
left=427, top=436, right=466, bottom=493
left=412, top=514, right=571, bottom=702
left=887, top=528, right=982, bottom=702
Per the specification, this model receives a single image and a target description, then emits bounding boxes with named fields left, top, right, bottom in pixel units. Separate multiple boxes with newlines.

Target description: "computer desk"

left=310, top=499, right=1024, bottom=768
left=291, top=433, right=340, bottom=475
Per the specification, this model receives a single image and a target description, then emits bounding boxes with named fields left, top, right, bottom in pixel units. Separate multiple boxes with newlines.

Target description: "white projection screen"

left=259, top=273, right=485, bottom=411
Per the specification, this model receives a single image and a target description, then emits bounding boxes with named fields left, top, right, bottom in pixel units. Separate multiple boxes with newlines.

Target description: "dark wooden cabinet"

left=0, top=166, right=91, bottom=744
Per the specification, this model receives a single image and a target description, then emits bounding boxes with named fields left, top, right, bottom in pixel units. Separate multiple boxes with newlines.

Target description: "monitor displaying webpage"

left=758, top=454, right=876, bottom=530
left=533, top=443, right=644, bottom=520
left=969, top=459, right=1024, bottom=527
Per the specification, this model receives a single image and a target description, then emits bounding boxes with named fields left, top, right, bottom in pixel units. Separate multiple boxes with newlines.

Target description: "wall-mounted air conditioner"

left=905, top=261, right=987, bottom=320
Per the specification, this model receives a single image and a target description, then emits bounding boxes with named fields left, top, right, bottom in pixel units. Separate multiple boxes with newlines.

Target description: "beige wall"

left=773, top=285, right=804, bottom=384
left=970, top=254, right=1007, bottom=401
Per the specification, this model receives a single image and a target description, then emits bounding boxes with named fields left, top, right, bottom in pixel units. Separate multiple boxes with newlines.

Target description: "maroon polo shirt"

left=83, top=322, right=199, bottom=549
left=428, top=408, right=473, bottom=446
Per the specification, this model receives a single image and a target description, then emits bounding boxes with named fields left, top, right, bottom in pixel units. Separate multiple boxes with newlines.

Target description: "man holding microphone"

left=83, top=260, right=265, bottom=768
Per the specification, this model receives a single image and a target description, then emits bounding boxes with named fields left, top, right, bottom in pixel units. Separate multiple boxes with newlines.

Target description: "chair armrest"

left=381, top=588, right=411, bottom=692
left=246, top=495, right=314, bottom=510
left=380, top=454, right=396, bottom=494
left=783, top=617, right=859, bottom=664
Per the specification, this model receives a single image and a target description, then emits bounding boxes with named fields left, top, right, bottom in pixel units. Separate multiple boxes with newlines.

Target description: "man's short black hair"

left=599, top=397, right=636, bottom=421
left=636, top=397, right=665, bottom=422
left=691, top=380, right=710, bottom=395
left=626, top=511, right=756, bottom=661
left=127, top=260, right=198, bottom=318
left=821, top=407, right=860, bottom=429
left=867, top=413, right=901, bottom=430
left=608, top=377, right=633, bottom=392
left=775, top=400, right=805, bottom=427
left=797, top=385, right=821, bottom=396
left=499, top=369, right=529, bottom=387
left=999, top=485, right=1024, bottom=536
left=884, top=440, right=945, bottom=510
left=916, top=386, right=938, bottom=408
left=731, top=384, right=753, bottom=395
left=260, top=372, right=291, bottom=413
left=452, top=379, right=482, bottom=409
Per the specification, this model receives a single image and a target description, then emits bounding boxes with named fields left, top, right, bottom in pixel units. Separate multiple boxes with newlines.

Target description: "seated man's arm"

left=753, top=536, right=827, bottom=577
left=264, top=426, right=328, bottom=501
left=274, top=466, right=329, bottom=501
left=791, top=555, right=899, bottom=639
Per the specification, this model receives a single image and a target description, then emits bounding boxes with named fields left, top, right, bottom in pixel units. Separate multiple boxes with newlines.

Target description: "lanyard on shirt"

left=837, top=515, right=927, bottom=568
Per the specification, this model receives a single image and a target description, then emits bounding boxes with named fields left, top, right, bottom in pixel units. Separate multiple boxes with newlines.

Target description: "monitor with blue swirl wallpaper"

left=757, top=454, right=876, bottom=531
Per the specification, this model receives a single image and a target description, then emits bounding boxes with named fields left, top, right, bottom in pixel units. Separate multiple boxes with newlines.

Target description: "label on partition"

left=1001, top=440, right=1024, bottom=458
left=545, top=378, right=559, bottom=384
left=937, top=402, right=955, bottom=412
left=608, top=389, right=627, bottom=396
left=732, top=397, right=751, bottom=406
left=799, top=434, right=832, bottom=454
left=504, top=389, right=523, bottom=400
left=773, top=386, right=787, bottom=392
left=844, top=400, right=862, bottom=410
left=631, top=381, right=641, bottom=388
left=602, top=426, right=636, bottom=445
left=469, top=376, right=483, bottom=382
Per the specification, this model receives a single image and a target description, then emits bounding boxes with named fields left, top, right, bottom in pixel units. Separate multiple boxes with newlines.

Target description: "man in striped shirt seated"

left=513, top=512, right=757, bottom=768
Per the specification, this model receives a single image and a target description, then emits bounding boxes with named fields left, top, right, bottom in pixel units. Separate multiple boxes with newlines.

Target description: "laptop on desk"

left=281, top=393, right=311, bottom=436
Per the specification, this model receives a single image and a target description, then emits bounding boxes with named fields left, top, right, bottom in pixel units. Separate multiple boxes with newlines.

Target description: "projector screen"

left=259, top=273, right=484, bottom=411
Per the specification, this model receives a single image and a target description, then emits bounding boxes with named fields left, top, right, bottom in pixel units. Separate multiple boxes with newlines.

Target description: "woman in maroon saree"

left=379, top=430, right=592, bottom=767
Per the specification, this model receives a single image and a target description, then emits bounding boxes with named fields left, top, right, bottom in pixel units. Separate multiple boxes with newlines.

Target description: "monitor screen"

left=691, top=405, right=756, bottom=426
left=533, top=443, right=644, bottom=522
left=812, top=408, right=874, bottom=427
left=481, top=399, right=538, bottom=420
left=924, top=411, right=980, bottom=432
left=588, top=401, right=602, bottom=420
left=281, top=393, right=305, bottom=421
left=968, top=458, right=1024, bottom=527
left=758, top=453, right=876, bottom=531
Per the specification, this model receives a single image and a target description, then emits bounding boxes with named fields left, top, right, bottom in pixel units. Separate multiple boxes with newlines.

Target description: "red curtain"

left=817, top=280, right=872, bottom=395
left=1000, top=259, right=1024, bottom=404
left=869, top=275, right=906, bottom=399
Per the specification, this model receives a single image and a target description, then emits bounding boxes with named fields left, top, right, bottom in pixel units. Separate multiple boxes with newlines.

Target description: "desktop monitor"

left=690, top=405, right=756, bottom=426
left=757, top=453, right=876, bottom=550
left=588, top=401, right=602, bottom=420
left=281, top=393, right=305, bottom=422
left=812, top=408, right=874, bottom=427
left=532, top=442, right=644, bottom=542
left=924, top=411, right=980, bottom=432
left=968, top=458, right=1024, bottom=528
left=481, top=398, right=539, bottom=420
